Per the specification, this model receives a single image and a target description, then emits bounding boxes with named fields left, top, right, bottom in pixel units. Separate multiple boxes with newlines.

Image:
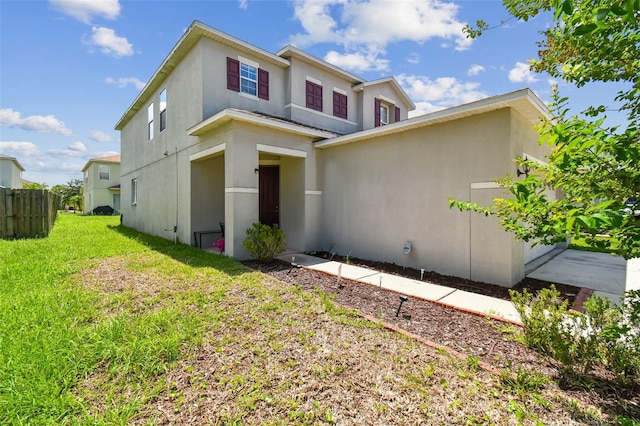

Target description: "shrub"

left=511, top=286, right=640, bottom=382
left=242, top=222, right=286, bottom=262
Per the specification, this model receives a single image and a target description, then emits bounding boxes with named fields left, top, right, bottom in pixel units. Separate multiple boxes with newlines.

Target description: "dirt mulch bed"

left=244, top=258, right=640, bottom=422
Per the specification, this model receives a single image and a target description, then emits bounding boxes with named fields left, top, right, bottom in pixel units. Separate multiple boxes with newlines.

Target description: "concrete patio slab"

left=527, top=249, right=627, bottom=301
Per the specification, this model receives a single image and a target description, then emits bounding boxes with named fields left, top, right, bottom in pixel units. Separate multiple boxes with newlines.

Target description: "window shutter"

left=306, top=81, right=315, bottom=109
left=374, top=98, right=381, bottom=127
left=306, top=81, right=323, bottom=111
left=227, top=57, right=240, bottom=92
left=333, top=91, right=347, bottom=119
left=395, top=106, right=400, bottom=122
left=314, top=84, right=323, bottom=111
left=258, top=68, right=269, bottom=100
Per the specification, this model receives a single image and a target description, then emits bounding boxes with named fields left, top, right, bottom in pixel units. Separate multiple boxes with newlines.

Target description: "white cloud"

left=105, top=76, right=146, bottom=90
left=467, top=64, right=485, bottom=76
left=396, top=74, right=488, bottom=116
left=84, top=26, right=134, bottom=57
left=0, top=108, right=73, bottom=136
left=238, top=0, right=248, bottom=10
left=0, top=141, right=42, bottom=157
left=50, top=0, right=121, bottom=24
left=89, top=130, right=113, bottom=143
left=289, top=0, right=471, bottom=73
left=407, top=53, right=420, bottom=65
left=324, top=50, right=389, bottom=73
left=48, top=141, right=91, bottom=158
left=508, top=62, right=538, bottom=83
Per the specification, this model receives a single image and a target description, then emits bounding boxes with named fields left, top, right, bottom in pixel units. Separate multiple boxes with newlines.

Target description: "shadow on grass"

left=107, top=223, right=247, bottom=276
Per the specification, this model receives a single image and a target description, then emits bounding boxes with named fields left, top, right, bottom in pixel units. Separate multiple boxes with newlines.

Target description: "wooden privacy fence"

left=0, top=188, right=61, bottom=239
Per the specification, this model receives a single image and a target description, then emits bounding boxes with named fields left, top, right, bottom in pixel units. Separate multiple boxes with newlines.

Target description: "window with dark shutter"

left=306, top=80, right=323, bottom=111
left=258, top=68, right=269, bottom=100
left=333, top=91, right=347, bottom=119
left=395, top=106, right=400, bottom=123
left=227, top=57, right=240, bottom=92
left=374, top=98, right=381, bottom=127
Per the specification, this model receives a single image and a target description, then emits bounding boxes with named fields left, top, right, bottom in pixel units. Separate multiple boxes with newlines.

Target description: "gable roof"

left=81, top=154, right=121, bottom=172
left=315, top=89, right=549, bottom=148
left=353, top=77, right=416, bottom=111
left=0, top=153, right=25, bottom=171
left=276, top=46, right=364, bottom=85
left=114, top=21, right=291, bottom=131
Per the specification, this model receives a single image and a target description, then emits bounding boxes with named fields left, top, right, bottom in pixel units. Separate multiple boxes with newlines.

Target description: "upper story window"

left=333, top=90, right=347, bottom=119
left=374, top=97, right=401, bottom=127
left=306, top=78, right=323, bottom=111
left=147, top=103, right=154, bottom=140
left=227, top=57, right=269, bottom=100
left=98, top=165, right=110, bottom=180
left=159, top=89, right=167, bottom=132
left=240, top=63, right=257, bottom=96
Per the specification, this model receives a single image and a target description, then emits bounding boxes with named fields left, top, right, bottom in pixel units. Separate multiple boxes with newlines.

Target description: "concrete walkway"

left=526, top=249, right=632, bottom=302
left=277, top=253, right=522, bottom=324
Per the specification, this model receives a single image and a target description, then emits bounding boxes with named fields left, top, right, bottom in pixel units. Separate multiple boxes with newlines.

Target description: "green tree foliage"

left=22, top=182, right=48, bottom=190
left=453, top=0, right=640, bottom=259
left=51, top=179, right=84, bottom=212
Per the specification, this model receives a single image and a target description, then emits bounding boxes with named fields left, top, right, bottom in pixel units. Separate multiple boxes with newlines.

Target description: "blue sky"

left=0, top=0, right=625, bottom=187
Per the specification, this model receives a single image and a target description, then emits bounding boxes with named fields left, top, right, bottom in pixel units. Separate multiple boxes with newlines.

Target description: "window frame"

left=98, top=165, right=110, bottom=180
left=159, top=89, right=167, bottom=132
left=240, top=62, right=258, bottom=97
left=380, top=104, right=389, bottom=125
left=131, top=178, right=138, bottom=205
left=147, top=103, right=154, bottom=140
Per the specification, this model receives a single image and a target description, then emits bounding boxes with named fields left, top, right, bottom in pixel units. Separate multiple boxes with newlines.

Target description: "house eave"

left=353, top=77, right=416, bottom=111
left=315, top=88, right=550, bottom=149
left=276, top=46, right=363, bottom=85
left=187, top=108, right=339, bottom=140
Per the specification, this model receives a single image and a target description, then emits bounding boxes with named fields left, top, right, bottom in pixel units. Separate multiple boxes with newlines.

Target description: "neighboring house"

left=115, top=21, right=555, bottom=287
left=82, top=155, right=121, bottom=214
left=0, top=154, right=25, bottom=189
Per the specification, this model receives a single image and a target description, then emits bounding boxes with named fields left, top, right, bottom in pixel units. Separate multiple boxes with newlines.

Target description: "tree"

left=22, top=182, right=48, bottom=190
left=51, top=179, right=84, bottom=212
left=452, top=0, right=640, bottom=260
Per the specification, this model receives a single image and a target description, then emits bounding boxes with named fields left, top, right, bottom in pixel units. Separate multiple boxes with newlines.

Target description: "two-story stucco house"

left=82, top=155, right=121, bottom=214
left=0, top=154, right=25, bottom=189
left=115, top=21, right=555, bottom=287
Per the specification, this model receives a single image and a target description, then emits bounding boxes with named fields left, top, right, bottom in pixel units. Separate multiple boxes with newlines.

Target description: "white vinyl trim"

left=379, top=94, right=396, bottom=105
left=306, top=76, right=322, bottom=85
left=237, top=55, right=259, bottom=69
left=470, top=181, right=501, bottom=190
left=333, top=87, right=347, bottom=95
left=305, top=190, right=322, bottom=196
left=225, top=187, right=258, bottom=194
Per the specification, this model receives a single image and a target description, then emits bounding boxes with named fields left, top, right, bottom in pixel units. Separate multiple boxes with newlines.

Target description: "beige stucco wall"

left=317, top=108, right=537, bottom=286
left=0, top=158, right=23, bottom=188
left=83, top=162, right=121, bottom=213
left=286, top=57, right=360, bottom=134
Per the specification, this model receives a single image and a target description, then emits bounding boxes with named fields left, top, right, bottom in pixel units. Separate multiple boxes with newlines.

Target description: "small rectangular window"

left=159, top=89, right=167, bottom=132
left=98, top=165, right=110, bottom=180
left=240, top=63, right=257, bottom=96
left=380, top=104, right=389, bottom=125
left=147, top=103, right=154, bottom=140
left=131, top=178, right=138, bottom=205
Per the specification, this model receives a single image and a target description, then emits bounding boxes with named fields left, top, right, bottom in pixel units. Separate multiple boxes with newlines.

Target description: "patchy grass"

left=0, top=214, right=629, bottom=424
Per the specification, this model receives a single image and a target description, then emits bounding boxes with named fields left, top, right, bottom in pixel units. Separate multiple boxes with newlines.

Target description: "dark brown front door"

left=259, top=166, right=279, bottom=227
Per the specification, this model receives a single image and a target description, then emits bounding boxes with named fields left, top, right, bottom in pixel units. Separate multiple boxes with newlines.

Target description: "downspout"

left=174, top=146, right=178, bottom=244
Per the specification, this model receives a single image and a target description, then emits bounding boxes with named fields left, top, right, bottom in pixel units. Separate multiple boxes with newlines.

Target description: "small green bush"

left=511, top=286, right=640, bottom=382
left=242, top=222, right=286, bottom=262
